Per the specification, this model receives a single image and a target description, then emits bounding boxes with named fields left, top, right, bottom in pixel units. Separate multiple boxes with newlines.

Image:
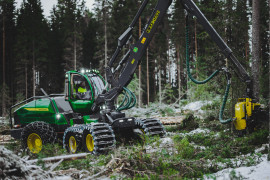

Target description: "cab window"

left=71, top=74, right=92, bottom=100
left=65, top=77, right=69, bottom=100
left=88, top=74, right=105, bottom=98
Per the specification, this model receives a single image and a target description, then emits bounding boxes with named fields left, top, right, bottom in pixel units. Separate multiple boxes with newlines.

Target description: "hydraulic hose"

left=185, top=15, right=232, bottom=124
left=117, top=90, right=128, bottom=110
left=117, top=87, right=132, bottom=111
left=116, top=87, right=137, bottom=111
left=185, top=17, right=220, bottom=84
left=125, top=89, right=136, bottom=110
left=219, top=81, right=233, bottom=124
left=117, top=90, right=130, bottom=111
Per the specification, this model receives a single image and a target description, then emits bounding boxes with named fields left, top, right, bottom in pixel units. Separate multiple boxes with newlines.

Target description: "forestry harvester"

left=9, top=0, right=264, bottom=154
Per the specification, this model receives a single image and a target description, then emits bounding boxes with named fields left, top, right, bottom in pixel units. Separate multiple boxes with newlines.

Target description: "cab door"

left=65, top=72, right=94, bottom=114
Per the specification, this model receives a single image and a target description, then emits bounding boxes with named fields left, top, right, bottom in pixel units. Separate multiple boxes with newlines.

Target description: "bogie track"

left=135, top=119, right=166, bottom=136
left=82, top=123, right=116, bottom=154
left=63, top=123, right=116, bottom=154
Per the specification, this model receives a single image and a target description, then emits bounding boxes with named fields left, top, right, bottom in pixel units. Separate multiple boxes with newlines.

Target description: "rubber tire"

left=82, top=129, right=95, bottom=153
left=63, top=125, right=84, bottom=154
left=21, top=121, right=57, bottom=153
left=64, top=132, right=82, bottom=154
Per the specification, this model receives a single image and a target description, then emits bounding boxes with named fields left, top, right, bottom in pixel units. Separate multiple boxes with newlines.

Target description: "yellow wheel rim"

left=86, top=134, right=94, bottom=152
left=69, top=136, right=77, bottom=153
left=27, top=133, right=42, bottom=154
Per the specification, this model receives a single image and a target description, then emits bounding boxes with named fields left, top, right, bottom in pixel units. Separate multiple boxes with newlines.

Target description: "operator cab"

left=65, top=70, right=105, bottom=114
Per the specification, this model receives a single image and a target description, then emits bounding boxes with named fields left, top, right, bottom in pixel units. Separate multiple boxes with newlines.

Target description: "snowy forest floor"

left=0, top=101, right=269, bottom=179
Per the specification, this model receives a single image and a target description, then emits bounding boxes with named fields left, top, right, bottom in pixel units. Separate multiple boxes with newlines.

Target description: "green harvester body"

left=10, top=70, right=105, bottom=137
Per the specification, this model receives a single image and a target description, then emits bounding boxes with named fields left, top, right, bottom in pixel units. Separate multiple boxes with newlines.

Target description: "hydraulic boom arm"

left=92, top=0, right=252, bottom=112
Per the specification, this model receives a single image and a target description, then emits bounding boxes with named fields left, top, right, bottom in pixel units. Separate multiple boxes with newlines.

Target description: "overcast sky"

left=15, top=0, right=95, bottom=18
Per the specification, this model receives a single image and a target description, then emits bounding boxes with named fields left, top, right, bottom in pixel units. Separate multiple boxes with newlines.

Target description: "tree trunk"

left=268, top=0, right=270, bottom=161
left=32, top=41, right=36, bottom=97
left=167, top=36, right=171, bottom=85
left=146, top=48, right=149, bottom=105
left=251, top=0, right=260, bottom=102
left=176, top=45, right=181, bottom=100
left=25, top=64, right=28, bottom=99
left=159, top=61, right=162, bottom=105
left=180, top=51, right=185, bottom=97
left=103, top=0, right=108, bottom=70
left=74, top=31, right=77, bottom=70
left=2, top=14, right=6, bottom=117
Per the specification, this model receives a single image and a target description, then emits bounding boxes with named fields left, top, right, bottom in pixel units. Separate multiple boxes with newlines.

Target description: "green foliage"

left=4, top=140, right=21, bottom=154
left=229, top=169, right=244, bottom=180
left=20, top=143, right=66, bottom=160
left=126, top=74, right=142, bottom=106
left=185, top=129, right=269, bottom=159
left=6, top=125, right=267, bottom=179
left=157, top=83, right=177, bottom=104
left=175, top=137, right=195, bottom=159
left=187, top=81, right=222, bottom=102
left=180, top=113, right=199, bottom=131
left=159, top=107, right=175, bottom=117
left=165, top=125, right=182, bottom=133
left=38, top=144, right=66, bottom=158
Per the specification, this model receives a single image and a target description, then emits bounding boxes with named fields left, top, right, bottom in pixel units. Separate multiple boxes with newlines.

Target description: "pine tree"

left=52, top=0, right=86, bottom=71
left=82, top=11, right=98, bottom=69
left=0, top=0, right=16, bottom=116
left=93, top=0, right=113, bottom=75
left=268, top=0, right=270, bottom=162
left=259, top=0, right=269, bottom=99
left=15, top=0, right=49, bottom=97
left=171, top=1, right=186, bottom=99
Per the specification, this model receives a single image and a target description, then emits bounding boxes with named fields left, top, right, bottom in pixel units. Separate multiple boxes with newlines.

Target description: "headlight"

left=56, top=114, right=61, bottom=119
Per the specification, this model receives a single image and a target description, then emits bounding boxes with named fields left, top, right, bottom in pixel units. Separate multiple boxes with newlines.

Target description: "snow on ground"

left=167, top=128, right=211, bottom=137
left=182, top=101, right=212, bottom=111
left=145, top=137, right=175, bottom=154
left=125, top=100, right=212, bottom=118
left=187, top=128, right=210, bottom=135
left=255, top=144, right=269, bottom=153
left=166, top=128, right=211, bottom=137
left=204, top=155, right=270, bottom=180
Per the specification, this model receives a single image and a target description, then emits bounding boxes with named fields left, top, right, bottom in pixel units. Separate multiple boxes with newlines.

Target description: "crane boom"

left=92, top=0, right=253, bottom=112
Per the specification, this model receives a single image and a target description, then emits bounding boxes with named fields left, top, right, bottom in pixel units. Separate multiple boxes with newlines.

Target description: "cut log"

left=28, top=153, right=91, bottom=164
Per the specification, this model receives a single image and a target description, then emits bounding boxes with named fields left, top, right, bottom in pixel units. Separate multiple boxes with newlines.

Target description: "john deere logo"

left=147, top=10, right=160, bottom=33
left=133, top=47, right=138, bottom=53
